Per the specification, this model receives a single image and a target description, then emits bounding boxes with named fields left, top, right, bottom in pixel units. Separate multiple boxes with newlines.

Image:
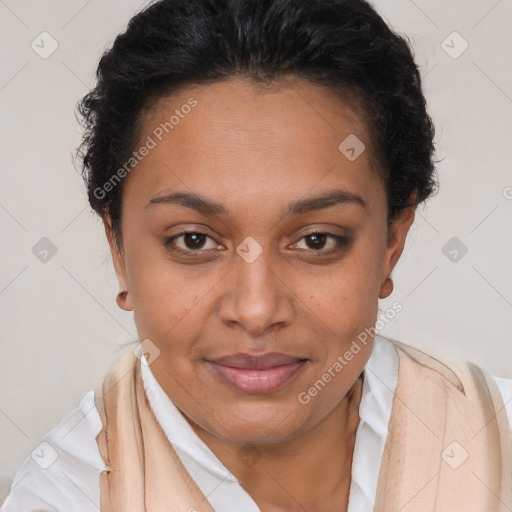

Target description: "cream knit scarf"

left=95, top=340, right=511, bottom=511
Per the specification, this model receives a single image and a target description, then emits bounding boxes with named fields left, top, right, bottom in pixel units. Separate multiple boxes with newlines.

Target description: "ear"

left=103, top=215, right=133, bottom=311
left=379, top=203, right=416, bottom=299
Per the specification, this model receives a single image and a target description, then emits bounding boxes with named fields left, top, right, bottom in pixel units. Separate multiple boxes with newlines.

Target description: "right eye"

left=164, top=231, right=224, bottom=255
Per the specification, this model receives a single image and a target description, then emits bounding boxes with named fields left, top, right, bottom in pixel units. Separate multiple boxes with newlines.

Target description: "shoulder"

left=494, top=375, right=512, bottom=437
left=1, top=391, right=105, bottom=512
left=388, top=338, right=512, bottom=449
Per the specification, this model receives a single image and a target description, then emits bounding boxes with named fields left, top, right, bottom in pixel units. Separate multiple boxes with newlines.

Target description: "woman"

left=2, top=0, right=511, bottom=510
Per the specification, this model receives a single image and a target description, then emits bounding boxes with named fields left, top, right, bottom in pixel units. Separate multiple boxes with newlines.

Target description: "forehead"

left=121, top=77, right=385, bottom=218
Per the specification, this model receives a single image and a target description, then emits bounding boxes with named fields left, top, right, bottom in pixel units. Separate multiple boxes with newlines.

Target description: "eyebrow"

left=145, top=188, right=366, bottom=216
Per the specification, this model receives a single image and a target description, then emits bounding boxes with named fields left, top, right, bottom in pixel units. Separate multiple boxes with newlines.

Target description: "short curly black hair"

left=78, top=0, right=437, bottom=245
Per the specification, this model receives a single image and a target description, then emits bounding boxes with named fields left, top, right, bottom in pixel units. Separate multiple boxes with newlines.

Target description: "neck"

left=190, top=375, right=363, bottom=512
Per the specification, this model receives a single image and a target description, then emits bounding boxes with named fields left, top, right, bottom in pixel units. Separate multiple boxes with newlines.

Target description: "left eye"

left=292, top=232, right=348, bottom=253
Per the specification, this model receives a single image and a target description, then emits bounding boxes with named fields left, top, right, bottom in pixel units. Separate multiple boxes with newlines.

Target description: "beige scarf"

left=95, top=340, right=511, bottom=511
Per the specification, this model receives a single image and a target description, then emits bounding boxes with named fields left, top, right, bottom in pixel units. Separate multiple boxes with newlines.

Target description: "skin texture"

left=104, top=76, right=415, bottom=511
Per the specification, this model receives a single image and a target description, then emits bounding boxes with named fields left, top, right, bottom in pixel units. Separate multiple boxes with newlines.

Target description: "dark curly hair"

left=77, top=0, right=437, bottom=246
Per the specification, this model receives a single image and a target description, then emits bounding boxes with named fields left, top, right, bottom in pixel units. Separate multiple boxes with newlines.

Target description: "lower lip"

left=206, top=360, right=307, bottom=394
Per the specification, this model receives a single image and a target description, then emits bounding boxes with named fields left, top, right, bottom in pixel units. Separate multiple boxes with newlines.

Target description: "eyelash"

left=164, top=230, right=350, bottom=257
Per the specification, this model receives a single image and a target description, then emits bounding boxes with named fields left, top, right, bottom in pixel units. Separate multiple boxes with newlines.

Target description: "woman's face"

left=106, top=77, right=414, bottom=445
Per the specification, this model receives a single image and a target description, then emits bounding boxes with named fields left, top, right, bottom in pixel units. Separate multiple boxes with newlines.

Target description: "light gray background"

left=1, top=0, right=511, bottom=500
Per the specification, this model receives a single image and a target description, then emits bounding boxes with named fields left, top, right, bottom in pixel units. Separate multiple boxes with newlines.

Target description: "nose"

left=219, top=243, right=295, bottom=337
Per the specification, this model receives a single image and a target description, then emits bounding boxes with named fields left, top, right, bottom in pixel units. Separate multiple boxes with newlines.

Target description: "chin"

left=208, top=400, right=310, bottom=444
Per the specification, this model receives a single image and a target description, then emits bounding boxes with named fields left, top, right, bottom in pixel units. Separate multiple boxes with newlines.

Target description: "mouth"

left=205, top=353, right=309, bottom=394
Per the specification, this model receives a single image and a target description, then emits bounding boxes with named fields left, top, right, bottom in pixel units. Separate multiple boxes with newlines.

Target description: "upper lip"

left=208, top=352, right=308, bottom=370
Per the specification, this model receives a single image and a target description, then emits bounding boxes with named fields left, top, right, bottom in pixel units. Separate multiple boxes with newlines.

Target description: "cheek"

left=307, top=250, right=383, bottom=333
left=125, top=242, right=209, bottom=343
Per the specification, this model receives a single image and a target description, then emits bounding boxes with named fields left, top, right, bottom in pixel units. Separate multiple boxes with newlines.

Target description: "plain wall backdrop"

left=1, top=0, right=511, bottom=500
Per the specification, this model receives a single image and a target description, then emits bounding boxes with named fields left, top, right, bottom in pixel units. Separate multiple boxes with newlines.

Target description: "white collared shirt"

left=2, top=336, right=511, bottom=511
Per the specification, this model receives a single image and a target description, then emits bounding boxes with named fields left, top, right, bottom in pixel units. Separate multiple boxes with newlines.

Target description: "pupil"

left=307, top=233, right=326, bottom=249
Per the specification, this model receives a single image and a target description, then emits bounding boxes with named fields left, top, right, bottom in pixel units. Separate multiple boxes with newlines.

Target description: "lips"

left=210, top=352, right=305, bottom=369
left=206, top=352, right=309, bottom=394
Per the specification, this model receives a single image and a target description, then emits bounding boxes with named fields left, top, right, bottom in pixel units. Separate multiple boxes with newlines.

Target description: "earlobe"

left=116, top=290, right=132, bottom=311
left=379, top=276, right=394, bottom=299
left=103, top=215, right=134, bottom=312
